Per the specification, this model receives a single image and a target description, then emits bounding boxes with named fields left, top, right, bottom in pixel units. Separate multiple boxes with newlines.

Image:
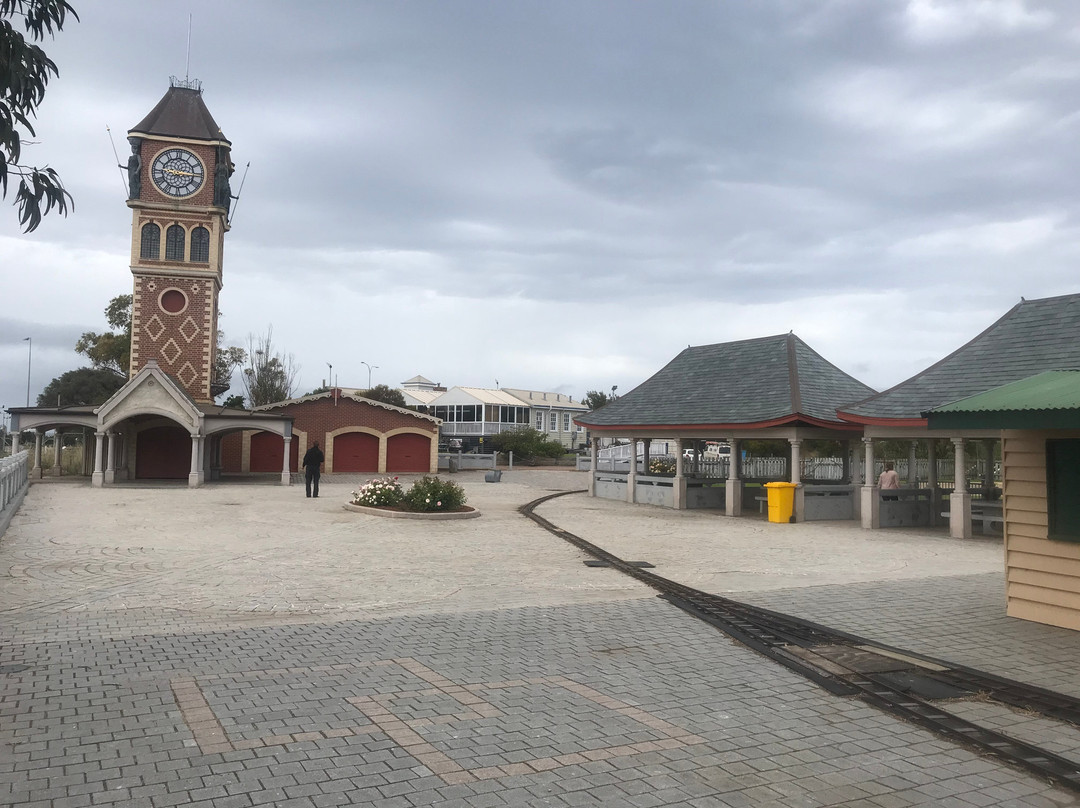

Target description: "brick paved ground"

left=2, top=472, right=1078, bottom=807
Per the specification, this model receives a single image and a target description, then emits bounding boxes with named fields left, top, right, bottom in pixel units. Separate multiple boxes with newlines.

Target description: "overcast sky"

left=3, top=0, right=1079, bottom=417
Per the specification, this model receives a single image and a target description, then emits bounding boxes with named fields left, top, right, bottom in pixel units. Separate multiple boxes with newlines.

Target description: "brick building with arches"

left=220, top=390, right=440, bottom=475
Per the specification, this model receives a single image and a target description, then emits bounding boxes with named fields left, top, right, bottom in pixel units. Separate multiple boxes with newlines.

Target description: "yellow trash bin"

left=764, top=481, right=798, bottom=523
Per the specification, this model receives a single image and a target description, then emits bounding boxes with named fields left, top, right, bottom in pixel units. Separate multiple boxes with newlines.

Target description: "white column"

left=950, top=438, right=971, bottom=539
left=104, top=432, right=116, bottom=484
left=673, top=439, right=686, bottom=510
left=849, top=439, right=862, bottom=520
left=626, top=439, right=637, bottom=503
left=281, top=435, right=292, bottom=485
left=32, top=430, right=43, bottom=479
left=725, top=437, right=742, bottom=517
left=588, top=440, right=598, bottom=497
left=861, top=437, right=878, bottom=529
left=11, top=432, right=19, bottom=455
left=52, top=431, right=63, bottom=476
left=928, top=439, right=939, bottom=526
left=91, top=431, right=106, bottom=488
left=188, top=434, right=202, bottom=488
left=789, top=438, right=803, bottom=522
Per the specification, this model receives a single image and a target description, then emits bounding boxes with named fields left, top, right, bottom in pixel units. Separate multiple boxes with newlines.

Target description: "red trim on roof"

left=577, top=412, right=863, bottom=431
left=835, top=411, right=928, bottom=427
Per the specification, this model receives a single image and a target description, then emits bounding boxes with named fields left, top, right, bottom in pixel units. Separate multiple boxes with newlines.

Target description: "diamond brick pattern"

left=179, top=315, right=199, bottom=343
left=160, top=338, right=181, bottom=365
left=144, top=313, right=165, bottom=342
left=177, top=361, right=198, bottom=389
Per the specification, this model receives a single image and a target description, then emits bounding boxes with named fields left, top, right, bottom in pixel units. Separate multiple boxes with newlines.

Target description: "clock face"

left=151, top=148, right=205, bottom=198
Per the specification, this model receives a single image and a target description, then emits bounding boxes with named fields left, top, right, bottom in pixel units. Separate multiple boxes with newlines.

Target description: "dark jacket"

left=302, top=445, right=324, bottom=470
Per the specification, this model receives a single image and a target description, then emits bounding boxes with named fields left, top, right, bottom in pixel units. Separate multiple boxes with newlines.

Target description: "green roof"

left=839, top=293, right=1080, bottom=423
left=926, top=370, right=1080, bottom=430
left=578, top=333, right=874, bottom=429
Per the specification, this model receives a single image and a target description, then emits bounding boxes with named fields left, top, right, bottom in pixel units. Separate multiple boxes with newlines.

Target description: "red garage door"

left=136, top=426, right=190, bottom=479
left=333, top=432, right=379, bottom=472
left=250, top=432, right=298, bottom=472
left=386, top=433, right=431, bottom=473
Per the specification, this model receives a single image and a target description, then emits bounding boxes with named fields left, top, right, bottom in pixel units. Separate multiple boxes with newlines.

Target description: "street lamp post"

left=23, top=337, right=31, bottom=406
left=361, top=362, right=378, bottom=389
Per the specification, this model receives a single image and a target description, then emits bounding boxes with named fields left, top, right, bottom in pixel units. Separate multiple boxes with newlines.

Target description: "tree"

left=583, top=390, right=611, bottom=410
left=75, top=294, right=131, bottom=377
left=2, top=0, right=78, bottom=232
left=220, top=394, right=245, bottom=409
left=488, top=428, right=565, bottom=460
left=37, top=367, right=124, bottom=407
left=241, top=327, right=299, bottom=406
left=362, top=384, right=406, bottom=408
left=211, top=337, right=246, bottom=398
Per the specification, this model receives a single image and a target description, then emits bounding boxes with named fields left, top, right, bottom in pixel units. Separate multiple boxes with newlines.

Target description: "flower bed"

left=347, top=476, right=478, bottom=519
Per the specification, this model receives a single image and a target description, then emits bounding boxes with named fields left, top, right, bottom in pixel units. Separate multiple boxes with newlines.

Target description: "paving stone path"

left=2, top=472, right=1078, bottom=807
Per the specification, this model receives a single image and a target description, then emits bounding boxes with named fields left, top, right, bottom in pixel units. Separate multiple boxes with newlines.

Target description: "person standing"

left=878, top=461, right=900, bottom=501
left=302, top=441, right=324, bottom=498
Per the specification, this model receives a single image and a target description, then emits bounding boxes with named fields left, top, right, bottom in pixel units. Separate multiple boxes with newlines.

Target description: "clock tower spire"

left=126, top=77, right=234, bottom=403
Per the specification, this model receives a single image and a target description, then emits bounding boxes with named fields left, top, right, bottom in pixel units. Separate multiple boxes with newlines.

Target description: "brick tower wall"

left=130, top=273, right=218, bottom=401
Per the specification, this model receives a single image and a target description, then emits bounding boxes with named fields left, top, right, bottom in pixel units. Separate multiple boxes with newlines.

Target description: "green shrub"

left=401, top=476, right=467, bottom=512
left=489, top=428, right=565, bottom=459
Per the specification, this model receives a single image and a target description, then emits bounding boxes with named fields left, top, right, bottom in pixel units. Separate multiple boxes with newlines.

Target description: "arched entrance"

left=386, top=433, right=431, bottom=473
left=136, top=425, right=190, bottom=479
left=333, top=432, right=379, bottom=472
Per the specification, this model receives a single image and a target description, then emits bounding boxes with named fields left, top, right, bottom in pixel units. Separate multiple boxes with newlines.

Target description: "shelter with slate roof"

left=576, top=333, right=874, bottom=520
left=837, top=293, right=1080, bottom=539
left=925, top=371, right=1080, bottom=630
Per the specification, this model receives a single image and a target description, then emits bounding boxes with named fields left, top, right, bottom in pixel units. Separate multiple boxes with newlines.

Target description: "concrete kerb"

left=344, top=502, right=481, bottom=519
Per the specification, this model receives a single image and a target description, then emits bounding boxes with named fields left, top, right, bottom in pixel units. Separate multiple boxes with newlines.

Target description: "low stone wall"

left=0, top=451, right=29, bottom=540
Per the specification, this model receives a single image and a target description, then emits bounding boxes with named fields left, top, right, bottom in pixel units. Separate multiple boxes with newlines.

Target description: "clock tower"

left=126, top=77, right=233, bottom=403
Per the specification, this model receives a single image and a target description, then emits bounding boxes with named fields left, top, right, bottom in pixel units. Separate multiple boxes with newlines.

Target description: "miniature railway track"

left=521, top=490, right=1080, bottom=794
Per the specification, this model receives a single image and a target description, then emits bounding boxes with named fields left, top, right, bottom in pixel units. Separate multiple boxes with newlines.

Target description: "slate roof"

left=839, top=293, right=1080, bottom=424
left=578, top=333, right=875, bottom=429
left=129, top=84, right=229, bottom=143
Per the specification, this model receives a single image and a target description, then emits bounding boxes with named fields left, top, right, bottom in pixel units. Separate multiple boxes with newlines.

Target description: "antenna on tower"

left=185, top=14, right=192, bottom=83
left=227, top=161, right=251, bottom=226
left=106, top=125, right=129, bottom=199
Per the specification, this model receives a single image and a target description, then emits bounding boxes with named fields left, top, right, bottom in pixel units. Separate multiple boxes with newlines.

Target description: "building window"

left=1047, top=439, right=1080, bottom=542
left=190, top=227, right=210, bottom=263
left=140, top=223, right=160, bottom=259
left=160, top=289, right=187, bottom=314
left=549, top=412, right=557, bottom=431
left=165, top=224, right=186, bottom=261
left=535, top=412, right=544, bottom=430
left=562, top=413, right=571, bottom=432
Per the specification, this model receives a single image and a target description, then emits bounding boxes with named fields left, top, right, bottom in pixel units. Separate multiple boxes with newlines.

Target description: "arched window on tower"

left=140, top=223, right=160, bottom=259
left=190, top=226, right=210, bottom=263
left=165, top=224, right=186, bottom=261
